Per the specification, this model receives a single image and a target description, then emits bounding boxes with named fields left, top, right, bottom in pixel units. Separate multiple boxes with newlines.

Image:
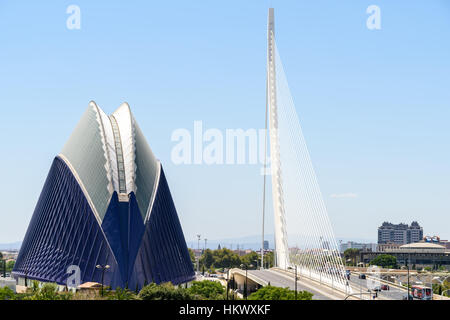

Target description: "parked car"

left=358, top=274, right=366, bottom=279
left=381, top=284, right=390, bottom=291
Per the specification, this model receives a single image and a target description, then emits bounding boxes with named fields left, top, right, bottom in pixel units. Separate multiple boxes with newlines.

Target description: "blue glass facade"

left=13, top=156, right=194, bottom=289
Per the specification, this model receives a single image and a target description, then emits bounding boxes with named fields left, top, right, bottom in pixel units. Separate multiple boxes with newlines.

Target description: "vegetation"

left=197, top=248, right=273, bottom=272
left=433, top=278, right=450, bottom=297
left=343, top=248, right=361, bottom=266
left=0, top=286, right=15, bottom=300
left=6, top=260, right=15, bottom=272
left=369, top=254, right=397, bottom=269
left=138, top=282, right=194, bottom=300
left=248, top=285, right=313, bottom=300
left=187, top=280, right=225, bottom=300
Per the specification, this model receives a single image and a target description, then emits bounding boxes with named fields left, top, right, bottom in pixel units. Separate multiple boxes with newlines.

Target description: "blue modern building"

left=12, top=102, right=195, bottom=290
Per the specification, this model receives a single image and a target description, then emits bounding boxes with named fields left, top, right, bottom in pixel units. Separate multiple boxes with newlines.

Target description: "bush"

left=248, top=285, right=313, bottom=300
left=107, top=287, right=138, bottom=300
left=370, top=254, right=397, bottom=269
left=187, top=280, right=224, bottom=300
left=0, top=286, right=16, bottom=300
left=138, top=282, right=194, bottom=300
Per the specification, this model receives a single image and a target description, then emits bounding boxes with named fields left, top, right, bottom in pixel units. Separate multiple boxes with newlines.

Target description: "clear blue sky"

left=0, top=1, right=449, bottom=244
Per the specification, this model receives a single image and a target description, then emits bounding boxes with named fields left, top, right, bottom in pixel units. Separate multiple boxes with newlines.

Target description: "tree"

left=200, top=249, right=215, bottom=269
left=370, top=254, right=397, bottom=269
left=248, top=285, right=313, bottom=300
left=188, top=248, right=196, bottom=266
left=187, top=280, right=224, bottom=300
left=241, top=252, right=259, bottom=269
left=0, top=286, right=15, bottom=300
left=343, top=248, right=361, bottom=266
left=263, top=251, right=274, bottom=268
left=108, top=287, right=137, bottom=300
left=6, top=260, right=15, bottom=272
left=211, top=248, right=241, bottom=269
left=138, top=282, right=194, bottom=300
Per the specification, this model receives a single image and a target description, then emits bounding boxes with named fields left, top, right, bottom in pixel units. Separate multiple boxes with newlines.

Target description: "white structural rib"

left=267, top=8, right=290, bottom=270
left=111, top=103, right=137, bottom=194
left=94, top=102, right=118, bottom=194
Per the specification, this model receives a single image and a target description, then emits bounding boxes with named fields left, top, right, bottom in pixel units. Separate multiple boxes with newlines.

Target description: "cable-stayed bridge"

left=244, top=8, right=351, bottom=298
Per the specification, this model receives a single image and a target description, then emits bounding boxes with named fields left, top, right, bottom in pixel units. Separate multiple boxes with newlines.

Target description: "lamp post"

left=406, top=256, right=411, bottom=300
left=1, top=259, right=6, bottom=278
left=288, top=266, right=298, bottom=300
left=96, top=264, right=110, bottom=297
left=224, top=268, right=229, bottom=300
left=196, top=234, right=201, bottom=274
left=240, top=264, right=254, bottom=300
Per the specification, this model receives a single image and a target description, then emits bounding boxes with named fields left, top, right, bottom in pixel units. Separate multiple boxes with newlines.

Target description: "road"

left=348, top=273, right=407, bottom=300
left=247, top=269, right=351, bottom=300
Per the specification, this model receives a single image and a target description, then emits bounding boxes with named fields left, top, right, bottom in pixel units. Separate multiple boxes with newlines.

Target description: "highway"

left=246, top=269, right=351, bottom=300
left=237, top=268, right=411, bottom=300
left=347, top=273, right=407, bottom=300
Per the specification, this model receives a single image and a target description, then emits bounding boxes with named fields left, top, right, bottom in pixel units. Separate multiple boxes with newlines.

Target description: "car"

left=381, top=284, right=390, bottom=291
left=358, top=274, right=366, bottom=279
left=372, top=285, right=381, bottom=292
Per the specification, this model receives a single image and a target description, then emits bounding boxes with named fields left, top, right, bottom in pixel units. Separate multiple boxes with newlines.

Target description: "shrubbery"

left=248, top=285, right=313, bottom=300
left=187, top=280, right=225, bottom=300
left=138, top=282, right=194, bottom=300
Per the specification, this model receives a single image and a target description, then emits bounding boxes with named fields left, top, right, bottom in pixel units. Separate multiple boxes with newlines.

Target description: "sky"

left=0, top=1, right=449, bottom=245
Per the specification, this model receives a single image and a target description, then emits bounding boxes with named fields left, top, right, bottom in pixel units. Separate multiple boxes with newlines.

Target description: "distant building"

left=377, top=242, right=401, bottom=252
left=263, top=241, right=269, bottom=250
left=377, top=221, right=423, bottom=245
left=361, top=242, right=450, bottom=271
left=340, top=241, right=377, bottom=253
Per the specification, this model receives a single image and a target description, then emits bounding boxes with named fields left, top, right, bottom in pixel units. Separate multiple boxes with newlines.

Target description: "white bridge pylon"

left=266, top=8, right=350, bottom=293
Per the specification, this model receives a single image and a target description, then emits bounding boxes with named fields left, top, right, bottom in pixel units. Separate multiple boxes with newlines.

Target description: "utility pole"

left=197, top=234, right=201, bottom=274
left=406, top=256, right=411, bottom=300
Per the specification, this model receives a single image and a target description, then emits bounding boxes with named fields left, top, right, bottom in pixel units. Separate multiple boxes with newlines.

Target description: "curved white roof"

left=59, top=102, right=159, bottom=222
left=400, top=242, right=445, bottom=249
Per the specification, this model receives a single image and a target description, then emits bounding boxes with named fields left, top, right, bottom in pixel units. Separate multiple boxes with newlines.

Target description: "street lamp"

left=1, top=259, right=6, bottom=278
left=405, top=256, right=411, bottom=300
left=240, top=264, right=254, bottom=300
left=224, top=268, right=229, bottom=300
left=288, top=265, right=298, bottom=300
left=96, top=264, right=110, bottom=296
left=196, top=234, right=201, bottom=274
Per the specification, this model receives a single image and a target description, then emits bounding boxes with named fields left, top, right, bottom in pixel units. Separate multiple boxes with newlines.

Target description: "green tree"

left=343, top=248, right=361, bottom=266
left=263, top=251, right=274, bottom=268
left=187, top=280, right=225, bottom=300
left=138, top=282, right=194, bottom=300
left=0, top=286, right=15, bottom=300
left=241, top=252, right=259, bottom=269
left=6, top=260, right=15, bottom=272
left=211, top=248, right=241, bottom=269
left=108, top=287, right=137, bottom=300
left=200, top=249, right=215, bottom=269
left=370, top=254, right=397, bottom=269
left=248, top=285, right=313, bottom=300
left=24, top=282, right=61, bottom=300
left=188, top=248, right=196, bottom=266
